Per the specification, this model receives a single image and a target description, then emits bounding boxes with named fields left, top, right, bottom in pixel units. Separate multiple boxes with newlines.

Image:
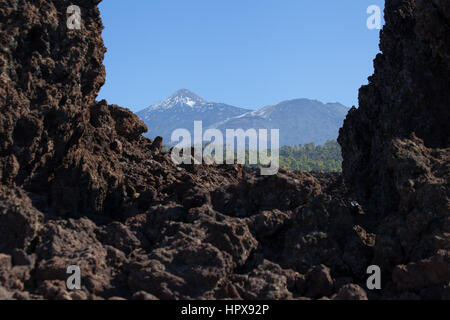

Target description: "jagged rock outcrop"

left=339, top=0, right=450, bottom=297
left=0, top=0, right=448, bottom=300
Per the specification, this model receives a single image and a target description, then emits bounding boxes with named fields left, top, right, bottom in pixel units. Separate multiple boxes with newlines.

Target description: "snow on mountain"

left=144, top=89, right=206, bottom=112
left=136, top=90, right=350, bottom=146
left=136, top=89, right=250, bottom=143
left=212, top=99, right=350, bottom=146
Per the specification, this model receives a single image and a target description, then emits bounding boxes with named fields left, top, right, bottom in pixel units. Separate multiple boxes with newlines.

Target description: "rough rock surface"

left=339, top=0, right=450, bottom=298
left=0, top=0, right=448, bottom=300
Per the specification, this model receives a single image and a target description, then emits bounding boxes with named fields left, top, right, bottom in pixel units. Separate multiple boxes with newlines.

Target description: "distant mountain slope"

left=137, top=89, right=249, bottom=142
left=213, top=99, right=349, bottom=146
left=137, top=90, right=349, bottom=146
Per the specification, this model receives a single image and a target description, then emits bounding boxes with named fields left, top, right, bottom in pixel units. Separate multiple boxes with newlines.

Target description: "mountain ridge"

left=137, top=89, right=250, bottom=142
left=137, top=89, right=349, bottom=146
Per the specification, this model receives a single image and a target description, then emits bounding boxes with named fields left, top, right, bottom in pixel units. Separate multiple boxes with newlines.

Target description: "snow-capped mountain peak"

left=148, top=89, right=207, bottom=111
left=136, top=90, right=250, bottom=141
left=136, top=91, right=349, bottom=147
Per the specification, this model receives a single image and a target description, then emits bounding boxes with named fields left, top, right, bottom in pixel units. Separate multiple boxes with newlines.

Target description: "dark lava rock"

left=339, top=0, right=450, bottom=295
left=0, top=0, right=448, bottom=300
left=305, top=265, right=334, bottom=299
left=334, top=284, right=368, bottom=300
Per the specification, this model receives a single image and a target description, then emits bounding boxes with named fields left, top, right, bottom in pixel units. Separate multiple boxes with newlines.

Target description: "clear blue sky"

left=98, top=0, right=385, bottom=112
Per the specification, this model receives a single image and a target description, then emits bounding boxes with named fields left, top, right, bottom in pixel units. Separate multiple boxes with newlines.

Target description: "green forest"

left=242, top=140, right=343, bottom=172
left=278, top=140, right=342, bottom=172
left=168, top=140, right=343, bottom=173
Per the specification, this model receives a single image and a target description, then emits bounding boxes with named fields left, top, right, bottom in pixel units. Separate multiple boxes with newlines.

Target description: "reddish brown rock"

left=334, top=284, right=368, bottom=300
left=392, top=250, right=450, bottom=291
left=338, top=0, right=450, bottom=298
left=0, top=254, right=12, bottom=271
left=0, top=0, right=448, bottom=301
left=305, top=265, right=334, bottom=299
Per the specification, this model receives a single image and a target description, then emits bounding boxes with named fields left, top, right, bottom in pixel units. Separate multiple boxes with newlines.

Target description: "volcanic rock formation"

left=0, top=0, right=448, bottom=300
left=339, top=0, right=450, bottom=295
